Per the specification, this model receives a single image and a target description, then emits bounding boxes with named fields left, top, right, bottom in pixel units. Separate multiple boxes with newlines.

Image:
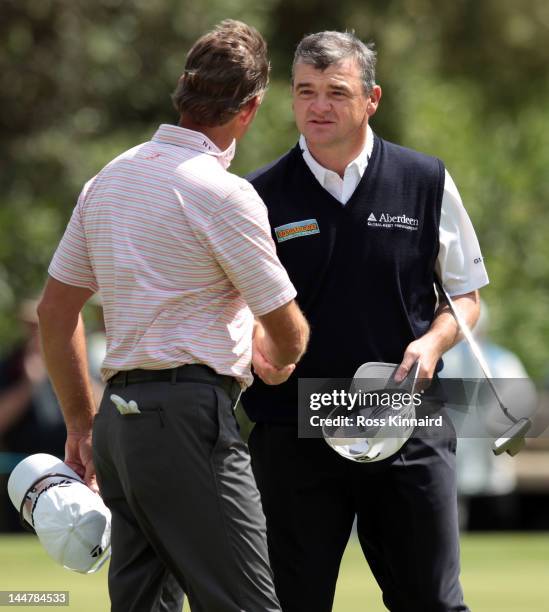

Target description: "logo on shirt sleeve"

left=274, top=219, right=320, bottom=243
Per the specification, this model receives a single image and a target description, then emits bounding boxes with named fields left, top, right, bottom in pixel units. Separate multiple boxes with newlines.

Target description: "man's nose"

left=309, top=94, right=332, bottom=114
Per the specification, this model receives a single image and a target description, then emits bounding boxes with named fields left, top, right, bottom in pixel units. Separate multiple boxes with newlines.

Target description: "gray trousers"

left=93, top=367, right=281, bottom=612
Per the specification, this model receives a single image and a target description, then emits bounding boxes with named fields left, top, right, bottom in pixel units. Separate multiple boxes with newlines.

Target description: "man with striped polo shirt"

left=37, top=20, right=308, bottom=612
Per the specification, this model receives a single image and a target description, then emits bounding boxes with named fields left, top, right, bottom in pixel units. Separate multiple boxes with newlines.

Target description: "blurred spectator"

left=0, top=300, right=66, bottom=531
left=441, top=301, right=537, bottom=530
left=0, top=300, right=66, bottom=457
left=0, top=299, right=107, bottom=531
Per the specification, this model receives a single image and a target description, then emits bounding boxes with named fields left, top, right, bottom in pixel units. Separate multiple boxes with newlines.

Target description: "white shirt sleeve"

left=436, top=169, right=489, bottom=296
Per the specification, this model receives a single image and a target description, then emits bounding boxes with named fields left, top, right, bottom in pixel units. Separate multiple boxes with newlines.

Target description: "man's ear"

left=238, top=95, right=262, bottom=127
left=366, top=85, right=382, bottom=117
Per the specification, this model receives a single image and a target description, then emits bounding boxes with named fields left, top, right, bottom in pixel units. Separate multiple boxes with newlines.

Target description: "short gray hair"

left=292, top=31, right=377, bottom=94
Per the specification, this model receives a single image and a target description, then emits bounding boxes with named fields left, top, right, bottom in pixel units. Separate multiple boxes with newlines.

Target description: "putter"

left=435, top=277, right=532, bottom=456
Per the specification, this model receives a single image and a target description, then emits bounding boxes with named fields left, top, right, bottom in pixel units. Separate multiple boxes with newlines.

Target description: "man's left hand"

left=394, top=335, right=443, bottom=389
left=394, top=289, right=481, bottom=388
left=65, top=431, right=99, bottom=494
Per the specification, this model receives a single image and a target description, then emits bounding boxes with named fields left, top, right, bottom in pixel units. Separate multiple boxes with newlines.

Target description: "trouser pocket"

left=211, top=386, right=245, bottom=457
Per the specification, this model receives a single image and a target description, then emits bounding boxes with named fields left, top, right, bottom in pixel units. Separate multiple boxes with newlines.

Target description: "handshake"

left=251, top=302, right=310, bottom=386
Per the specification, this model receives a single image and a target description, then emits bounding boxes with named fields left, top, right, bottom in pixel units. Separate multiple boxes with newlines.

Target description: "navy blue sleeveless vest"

left=244, top=134, right=445, bottom=423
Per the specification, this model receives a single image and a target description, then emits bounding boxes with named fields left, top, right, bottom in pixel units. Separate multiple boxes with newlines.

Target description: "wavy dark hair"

left=172, top=20, right=270, bottom=127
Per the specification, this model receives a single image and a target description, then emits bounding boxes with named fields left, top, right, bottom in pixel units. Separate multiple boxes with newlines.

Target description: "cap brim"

left=7, top=454, right=82, bottom=510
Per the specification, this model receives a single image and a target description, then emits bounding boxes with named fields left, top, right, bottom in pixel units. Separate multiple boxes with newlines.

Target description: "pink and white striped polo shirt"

left=48, top=124, right=296, bottom=387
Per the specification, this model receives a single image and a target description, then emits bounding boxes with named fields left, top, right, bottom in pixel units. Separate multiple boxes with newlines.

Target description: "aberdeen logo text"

left=367, top=212, right=419, bottom=231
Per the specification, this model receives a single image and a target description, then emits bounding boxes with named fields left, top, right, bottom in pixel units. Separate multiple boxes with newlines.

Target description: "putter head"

left=492, top=418, right=532, bottom=456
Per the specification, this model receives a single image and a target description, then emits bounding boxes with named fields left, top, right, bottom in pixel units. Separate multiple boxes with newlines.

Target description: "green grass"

left=333, top=533, right=549, bottom=611
left=0, top=533, right=547, bottom=610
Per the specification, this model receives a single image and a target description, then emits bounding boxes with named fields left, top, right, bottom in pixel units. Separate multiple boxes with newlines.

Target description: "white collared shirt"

left=299, top=128, right=489, bottom=296
left=299, top=126, right=374, bottom=204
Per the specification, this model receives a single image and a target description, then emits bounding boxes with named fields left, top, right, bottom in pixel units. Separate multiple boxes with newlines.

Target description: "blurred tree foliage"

left=1, top=0, right=548, bottom=378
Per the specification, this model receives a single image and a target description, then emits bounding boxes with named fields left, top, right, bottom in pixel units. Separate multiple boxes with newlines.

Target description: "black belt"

left=108, top=364, right=241, bottom=401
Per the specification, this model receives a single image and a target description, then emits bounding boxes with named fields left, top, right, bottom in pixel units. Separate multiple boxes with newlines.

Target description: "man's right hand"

left=252, top=323, right=295, bottom=385
left=255, top=300, right=309, bottom=369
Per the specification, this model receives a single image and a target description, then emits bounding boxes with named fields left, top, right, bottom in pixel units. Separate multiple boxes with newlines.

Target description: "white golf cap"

left=7, top=454, right=111, bottom=574
left=323, top=362, right=420, bottom=463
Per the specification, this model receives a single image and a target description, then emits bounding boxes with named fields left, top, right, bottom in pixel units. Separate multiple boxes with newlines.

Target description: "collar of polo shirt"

left=299, top=125, right=374, bottom=201
left=153, top=124, right=236, bottom=170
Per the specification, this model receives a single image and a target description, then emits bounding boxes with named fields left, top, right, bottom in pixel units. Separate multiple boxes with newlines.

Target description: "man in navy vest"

left=244, top=31, right=489, bottom=611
